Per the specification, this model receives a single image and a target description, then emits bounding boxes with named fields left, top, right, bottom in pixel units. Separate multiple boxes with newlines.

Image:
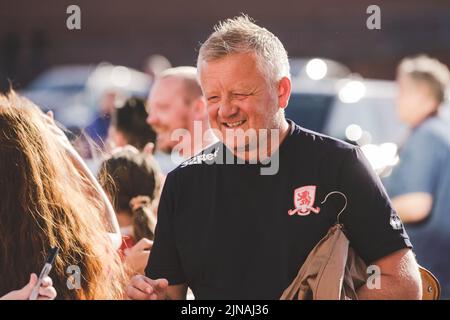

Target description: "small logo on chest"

left=288, top=185, right=321, bottom=216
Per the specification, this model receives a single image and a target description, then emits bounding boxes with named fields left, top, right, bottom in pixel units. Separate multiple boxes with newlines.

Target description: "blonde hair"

left=197, top=14, right=290, bottom=85
left=0, top=91, right=127, bottom=299
left=398, top=55, right=450, bottom=104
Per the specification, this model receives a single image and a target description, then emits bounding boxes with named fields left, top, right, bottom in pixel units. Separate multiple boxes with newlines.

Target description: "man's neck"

left=410, top=110, right=438, bottom=129
left=233, top=118, right=290, bottom=162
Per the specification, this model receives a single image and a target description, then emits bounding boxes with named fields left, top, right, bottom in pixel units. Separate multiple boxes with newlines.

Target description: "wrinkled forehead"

left=198, top=53, right=264, bottom=89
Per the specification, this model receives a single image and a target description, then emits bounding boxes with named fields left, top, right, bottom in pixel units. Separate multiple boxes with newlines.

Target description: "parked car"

left=21, top=63, right=151, bottom=128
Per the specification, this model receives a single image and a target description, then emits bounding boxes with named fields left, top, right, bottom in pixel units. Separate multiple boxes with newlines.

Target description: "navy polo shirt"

left=146, top=120, right=412, bottom=299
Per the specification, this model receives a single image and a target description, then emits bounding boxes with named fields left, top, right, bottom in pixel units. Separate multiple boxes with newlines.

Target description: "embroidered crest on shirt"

left=288, top=185, right=321, bottom=216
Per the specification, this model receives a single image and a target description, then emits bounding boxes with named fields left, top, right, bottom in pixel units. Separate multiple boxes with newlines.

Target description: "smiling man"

left=146, top=66, right=216, bottom=174
left=126, top=15, right=421, bottom=300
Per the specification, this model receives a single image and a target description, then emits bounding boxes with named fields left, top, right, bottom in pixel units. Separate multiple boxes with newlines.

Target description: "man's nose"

left=147, top=113, right=157, bottom=126
left=218, top=99, right=239, bottom=119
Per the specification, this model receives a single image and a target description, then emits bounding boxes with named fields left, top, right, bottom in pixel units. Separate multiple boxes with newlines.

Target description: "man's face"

left=146, top=77, right=191, bottom=152
left=199, top=52, right=280, bottom=153
left=396, top=74, right=436, bottom=126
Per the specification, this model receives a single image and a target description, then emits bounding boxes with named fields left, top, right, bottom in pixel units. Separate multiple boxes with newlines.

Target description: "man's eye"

left=208, top=96, right=219, bottom=102
left=234, top=93, right=250, bottom=99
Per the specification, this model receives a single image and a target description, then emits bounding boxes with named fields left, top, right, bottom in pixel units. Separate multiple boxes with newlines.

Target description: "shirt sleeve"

left=383, top=128, right=444, bottom=197
left=338, top=147, right=412, bottom=264
left=145, top=172, right=186, bottom=285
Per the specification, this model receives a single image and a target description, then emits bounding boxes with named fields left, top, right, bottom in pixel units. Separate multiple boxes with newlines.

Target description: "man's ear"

left=277, top=77, right=291, bottom=109
left=424, top=88, right=440, bottom=115
left=417, top=83, right=440, bottom=116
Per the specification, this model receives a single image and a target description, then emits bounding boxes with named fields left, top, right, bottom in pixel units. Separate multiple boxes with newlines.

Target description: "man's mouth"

left=222, top=120, right=246, bottom=128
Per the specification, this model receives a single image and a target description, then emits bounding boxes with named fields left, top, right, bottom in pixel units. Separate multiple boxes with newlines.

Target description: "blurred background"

left=1, top=0, right=449, bottom=171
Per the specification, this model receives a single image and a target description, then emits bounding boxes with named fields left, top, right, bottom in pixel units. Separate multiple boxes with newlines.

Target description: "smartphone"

left=29, top=246, right=59, bottom=300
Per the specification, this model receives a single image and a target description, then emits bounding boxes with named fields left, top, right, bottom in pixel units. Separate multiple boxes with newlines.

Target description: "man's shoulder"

left=413, top=116, right=450, bottom=147
left=289, top=121, right=357, bottom=156
left=170, top=141, right=223, bottom=175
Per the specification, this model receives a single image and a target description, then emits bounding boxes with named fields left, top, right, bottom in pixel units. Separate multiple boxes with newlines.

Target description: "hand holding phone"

left=29, top=247, right=59, bottom=300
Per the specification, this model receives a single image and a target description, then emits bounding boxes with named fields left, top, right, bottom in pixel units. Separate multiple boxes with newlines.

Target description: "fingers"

left=126, top=275, right=168, bottom=300
left=38, top=285, right=57, bottom=300
left=131, top=275, right=154, bottom=295
left=28, top=273, right=38, bottom=288
left=142, top=277, right=168, bottom=288
left=40, top=276, right=53, bottom=288
left=126, top=275, right=154, bottom=300
left=142, top=277, right=168, bottom=297
left=143, top=142, right=155, bottom=155
left=0, top=274, right=58, bottom=300
left=37, top=276, right=56, bottom=300
left=133, top=238, right=153, bottom=251
left=126, top=284, right=152, bottom=300
left=155, top=278, right=169, bottom=289
left=140, top=250, right=151, bottom=261
left=124, top=248, right=150, bottom=274
left=13, top=273, right=38, bottom=300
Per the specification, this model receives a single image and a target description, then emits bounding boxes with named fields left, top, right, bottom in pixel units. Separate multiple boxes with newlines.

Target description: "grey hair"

left=398, top=55, right=450, bottom=104
left=197, top=15, right=290, bottom=85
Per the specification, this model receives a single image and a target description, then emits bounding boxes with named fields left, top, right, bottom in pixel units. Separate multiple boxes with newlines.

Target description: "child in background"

left=108, top=97, right=157, bottom=152
left=99, top=146, right=162, bottom=275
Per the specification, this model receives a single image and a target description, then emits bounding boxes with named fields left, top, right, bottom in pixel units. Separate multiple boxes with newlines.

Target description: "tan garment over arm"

left=280, top=224, right=367, bottom=300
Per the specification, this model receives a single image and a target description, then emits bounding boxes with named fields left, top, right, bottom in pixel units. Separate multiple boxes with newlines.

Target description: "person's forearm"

left=357, top=274, right=422, bottom=300
left=391, top=193, right=432, bottom=224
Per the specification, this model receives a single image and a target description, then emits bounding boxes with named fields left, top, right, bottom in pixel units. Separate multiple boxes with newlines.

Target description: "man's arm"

left=335, top=147, right=419, bottom=299
left=383, top=126, right=443, bottom=225
left=357, top=248, right=422, bottom=299
left=391, top=192, right=433, bottom=223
